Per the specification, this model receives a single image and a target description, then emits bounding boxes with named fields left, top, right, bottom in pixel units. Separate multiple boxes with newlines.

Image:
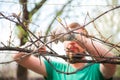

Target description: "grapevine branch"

left=0, top=5, right=120, bottom=74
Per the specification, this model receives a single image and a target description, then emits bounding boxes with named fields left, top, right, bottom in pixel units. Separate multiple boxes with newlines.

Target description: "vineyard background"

left=0, top=0, right=120, bottom=80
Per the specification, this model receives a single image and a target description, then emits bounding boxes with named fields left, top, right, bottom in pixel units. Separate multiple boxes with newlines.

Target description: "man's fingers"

left=38, top=46, right=46, bottom=53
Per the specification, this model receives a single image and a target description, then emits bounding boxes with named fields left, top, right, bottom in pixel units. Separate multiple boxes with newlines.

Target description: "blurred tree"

left=16, top=0, right=47, bottom=80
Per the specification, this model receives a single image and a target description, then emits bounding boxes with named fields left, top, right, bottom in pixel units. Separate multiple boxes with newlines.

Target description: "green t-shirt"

left=44, top=60, right=112, bottom=80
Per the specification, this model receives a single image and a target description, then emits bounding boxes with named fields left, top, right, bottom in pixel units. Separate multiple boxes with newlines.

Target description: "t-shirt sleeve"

left=44, top=60, right=53, bottom=80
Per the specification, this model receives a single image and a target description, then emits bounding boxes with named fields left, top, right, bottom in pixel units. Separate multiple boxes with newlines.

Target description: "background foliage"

left=0, top=0, right=120, bottom=79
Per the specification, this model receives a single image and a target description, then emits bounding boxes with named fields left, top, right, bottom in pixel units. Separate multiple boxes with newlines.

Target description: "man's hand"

left=38, top=46, right=46, bottom=54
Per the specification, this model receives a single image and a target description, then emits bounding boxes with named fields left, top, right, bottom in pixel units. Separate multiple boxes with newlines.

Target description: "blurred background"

left=0, top=0, right=120, bottom=80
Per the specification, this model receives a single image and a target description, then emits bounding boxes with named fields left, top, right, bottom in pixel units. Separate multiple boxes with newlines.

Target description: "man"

left=13, top=22, right=116, bottom=80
